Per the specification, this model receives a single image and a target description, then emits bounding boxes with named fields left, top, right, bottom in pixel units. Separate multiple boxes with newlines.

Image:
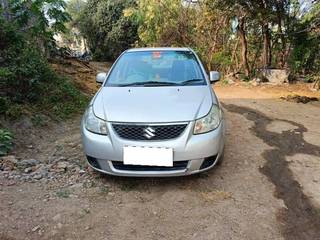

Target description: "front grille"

left=112, top=161, right=188, bottom=171
left=112, top=123, right=187, bottom=141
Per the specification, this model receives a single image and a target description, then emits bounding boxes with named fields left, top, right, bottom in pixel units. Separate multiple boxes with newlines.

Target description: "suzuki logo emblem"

left=143, top=126, right=156, bottom=139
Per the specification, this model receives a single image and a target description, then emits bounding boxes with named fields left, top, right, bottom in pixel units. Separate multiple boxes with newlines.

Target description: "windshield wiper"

left=117, top=79, right=205, bottom=87
left=119, top=81, right=179, bottom=87
left=180, top=79, right=205, bottom=85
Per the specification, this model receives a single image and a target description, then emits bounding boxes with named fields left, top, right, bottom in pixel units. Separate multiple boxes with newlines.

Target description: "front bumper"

left=81, top=120, right=225, bottom=177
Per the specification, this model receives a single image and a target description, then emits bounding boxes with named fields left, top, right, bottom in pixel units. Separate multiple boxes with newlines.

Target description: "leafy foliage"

left=62, top=0, right=87, bottom=45
left=0, top=129, right=13, bottom=156
left=6, top=0, right=70, bottom=51
left=128, top=0, right=191, bottom=46
left=76, top=0, right=138, bottom=60
left=66, top=0, right=86, bottom=29
left=0, top=1, right=88, bottom=120
left=121, top=0, right=320, bottom=78
left=62, top=0, right=320, bottom=78
left=289, top=2, right=320, bottom=74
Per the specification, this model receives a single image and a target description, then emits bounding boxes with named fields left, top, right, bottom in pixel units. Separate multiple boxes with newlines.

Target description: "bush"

left=37, top=75, right=88, bottom=119
left=304, top=74, right=317, bottom=83
left=5, top=104, right=24, bottom=120
left=78, top=0, right=138, bottom=61
left=0, top=18, right=88, bottom=120
left=211, top=51, right=232, bottom=73
left=289, top=20, right=320, bottom=75
left=0, top=97, right=9, bottom=114
left=0, top=129, right=13, bottom=156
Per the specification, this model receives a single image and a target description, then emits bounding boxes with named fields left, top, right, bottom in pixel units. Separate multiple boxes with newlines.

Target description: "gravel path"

left=1, top=78, right=320, bottom=240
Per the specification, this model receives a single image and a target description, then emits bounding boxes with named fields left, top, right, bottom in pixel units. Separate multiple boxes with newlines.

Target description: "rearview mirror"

left=209, top=71, right=220, bottom=83
left=96, top=72, right=107, bottom=84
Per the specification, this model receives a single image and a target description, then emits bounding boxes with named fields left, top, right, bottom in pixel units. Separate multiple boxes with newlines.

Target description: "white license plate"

left=123, top=146, right=173, bottom=167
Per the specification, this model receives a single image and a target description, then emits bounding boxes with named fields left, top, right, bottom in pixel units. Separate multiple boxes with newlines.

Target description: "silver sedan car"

left=81, top=47, right=225, bottom=177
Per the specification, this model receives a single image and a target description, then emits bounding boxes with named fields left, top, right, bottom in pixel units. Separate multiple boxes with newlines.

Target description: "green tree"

left=128, top=0, right=195, bottom=46
left=66, top=0, right=86, bottom=28
left=0, top=0, right=87, bottom=119
left=78, top=0, right=138, bottom=60
left=62, top=0, right=87, bottom=48
left=289, top=1, right=320, bottom=75
left=6, top=0, right=70, bottom=52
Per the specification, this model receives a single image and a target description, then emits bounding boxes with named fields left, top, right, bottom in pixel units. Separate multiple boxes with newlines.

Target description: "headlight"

left=84, top=106, right=108, bottom=135
left=194, top=104, right=222, bottom=134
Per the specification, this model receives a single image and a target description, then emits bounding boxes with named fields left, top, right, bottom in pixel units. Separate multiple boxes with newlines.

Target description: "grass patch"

left=0, top=129, right=13, bottom=156
left=56, top=189, right=71, bottom=198
left=221, top=78, right=229, bottom=85
left=99, top=186, right=110, bottom=194
left=31, top=114, right=48, bottom=127
left=34, top=75, right=89, bottom=120
left=1, top=76, right=89, bottom=121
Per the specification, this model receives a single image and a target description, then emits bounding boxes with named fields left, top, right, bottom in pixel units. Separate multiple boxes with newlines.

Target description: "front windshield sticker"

left=152, top=51, right=162, bottom=59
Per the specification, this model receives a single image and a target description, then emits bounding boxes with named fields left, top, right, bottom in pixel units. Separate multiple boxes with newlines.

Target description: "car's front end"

left=81, top=48, right=225, bottom=177
left=81, top=111, right=225, bottom=177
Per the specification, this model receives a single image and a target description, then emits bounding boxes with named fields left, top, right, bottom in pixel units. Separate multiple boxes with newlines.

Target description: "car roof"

left=126, top=47, right=191, bottom=52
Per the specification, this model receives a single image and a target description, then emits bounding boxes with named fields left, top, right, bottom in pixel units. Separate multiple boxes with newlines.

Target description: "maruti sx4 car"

left=81, top=47, right=225, bottom=177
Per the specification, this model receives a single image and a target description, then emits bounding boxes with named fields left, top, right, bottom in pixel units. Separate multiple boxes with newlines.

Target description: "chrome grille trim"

left=112, top=122, right=188, bottom=141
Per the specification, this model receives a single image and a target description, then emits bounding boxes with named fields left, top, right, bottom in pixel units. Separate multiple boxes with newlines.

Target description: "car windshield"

left=105, top=51, right=206, bottom=87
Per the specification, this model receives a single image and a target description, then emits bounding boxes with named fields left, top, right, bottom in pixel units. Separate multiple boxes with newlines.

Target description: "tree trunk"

left=262, top=23, right=271, bottom=68
left=276, top=2, right=286, bottom=68
left=238, top=17, right=250, bottom=77
left=230, top=39, right=239, bottom=73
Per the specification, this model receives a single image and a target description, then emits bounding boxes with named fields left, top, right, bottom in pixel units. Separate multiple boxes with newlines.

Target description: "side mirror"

left=96, top=72, right=107, bottom=84
left=209, top=71, right=220, bottom=83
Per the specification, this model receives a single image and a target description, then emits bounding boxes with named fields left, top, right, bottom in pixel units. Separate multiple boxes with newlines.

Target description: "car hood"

left=93, top=86, right=215, bottom=123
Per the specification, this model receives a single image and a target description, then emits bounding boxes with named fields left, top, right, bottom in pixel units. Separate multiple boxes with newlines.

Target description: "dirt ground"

left=1, top=62, right=320, bottom=240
